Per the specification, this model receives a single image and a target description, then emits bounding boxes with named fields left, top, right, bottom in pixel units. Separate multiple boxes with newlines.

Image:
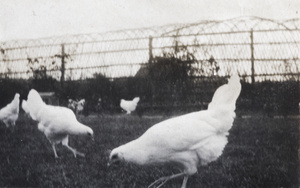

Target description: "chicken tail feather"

left=207, top=73, right=241, bottom=132
left=26, top=89, right=45, bottom=120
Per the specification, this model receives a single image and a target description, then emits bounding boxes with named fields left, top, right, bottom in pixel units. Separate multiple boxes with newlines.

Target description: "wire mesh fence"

left=0, top=17, right=299, bottom=114
left=0, top=17, right=299, bottom=82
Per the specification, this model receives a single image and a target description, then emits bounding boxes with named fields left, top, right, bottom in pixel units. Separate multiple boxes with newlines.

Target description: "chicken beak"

left=107, top=158, right=121, bottom=167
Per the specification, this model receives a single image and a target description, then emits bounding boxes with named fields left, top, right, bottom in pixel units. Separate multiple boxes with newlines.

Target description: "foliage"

left=0, top=76, right=298, bottom=115
left=134, top=50, right=198, bottom=107
left=30, top=77, right=59, bottom=93
left=27, top=57, right=58, bottom=80
left=239, top=81, right=299, bottom=115
left=26, top=57, right=60, bottom=92
left=0, top=79, right=30, bottom=107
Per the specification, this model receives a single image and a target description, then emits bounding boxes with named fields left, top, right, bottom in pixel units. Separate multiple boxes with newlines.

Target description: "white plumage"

left=21, top=100, right=30, bottom=115
left=0, top=93, right=20, bottom=128
left=108, top=74, right=241, bottom=188
left=76, top=99, right=85, bottom=115
left=120, top=97, right=140, bottom=114
left=67, top=98, right=85, bottom=115
left=25, top=89, right=94, bottom=158
left=68, top=99, right=77, bottom=112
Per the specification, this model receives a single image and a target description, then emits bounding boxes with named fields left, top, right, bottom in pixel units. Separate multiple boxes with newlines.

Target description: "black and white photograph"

left=0, top=0, right=299, bottom=187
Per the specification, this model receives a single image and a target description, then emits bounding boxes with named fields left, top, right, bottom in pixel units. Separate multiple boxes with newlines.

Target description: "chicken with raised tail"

left=108, top=74, right=241, bottom=188
left=0, top=93, right=20, bottom=128
left=21, top=100, right=30, bottom=116
left=120, top=97, right=140, bottom=114
left=25, top=89, right=94, bottom=158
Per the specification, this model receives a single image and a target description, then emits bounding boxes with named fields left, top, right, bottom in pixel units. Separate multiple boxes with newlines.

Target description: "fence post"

left=250, top=29, right=256, bottom=109
left=149, top=36, right=153, bottom=64
left=250, top=29, right=255, bottom=84
left=60, top=44, right=65, bottom=88
left=148, top=36, right=154, bottom=108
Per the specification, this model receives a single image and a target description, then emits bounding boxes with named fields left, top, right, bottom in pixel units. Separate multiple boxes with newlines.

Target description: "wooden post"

left=149, top=36, right=153, bottom=64
left=250, top=29, right=255, bottom=109
left=250, top=29, right=255, bottom=84
left=148, top=36, right=154, bottom=108
left=60, top=44, right=65, bottom=88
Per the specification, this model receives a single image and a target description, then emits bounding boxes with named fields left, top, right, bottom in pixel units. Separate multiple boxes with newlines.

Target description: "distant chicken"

left=76, top=99, right=85, bottom=115
left=0, top=93, right=20, bottom=128
left=68, top=99, right=77, bottom=112
left=109, top=74, right=241, bottom=188
left=67, top=98, right=85, bottom=115
left=24, top=89, right=94, bottom=158
left=120, top=97, right=140, bottom=114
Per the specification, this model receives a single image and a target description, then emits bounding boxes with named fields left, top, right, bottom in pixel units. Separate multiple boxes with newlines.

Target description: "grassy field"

left=0, top=113, right=298, bottom=188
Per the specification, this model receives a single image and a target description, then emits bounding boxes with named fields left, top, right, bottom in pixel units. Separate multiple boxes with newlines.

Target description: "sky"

left=0, top=0, right=299, bottom=41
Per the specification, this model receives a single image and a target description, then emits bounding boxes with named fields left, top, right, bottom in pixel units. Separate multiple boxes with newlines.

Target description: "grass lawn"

left=0, top=113, right=298, bottom=187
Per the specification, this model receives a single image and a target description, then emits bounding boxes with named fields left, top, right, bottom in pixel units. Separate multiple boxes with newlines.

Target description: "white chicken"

left=108, top=74, right=241, bottom=188
left=120, top=97, right=140, bottom=114
left=0, top=93, right=20, bottom=128
left=25, top=89, right=94, bottom=158
left=68, top=99, right=77, bottom=112
left=21, top=100, right=30, bottom=116
left=76, top=99, right=85, bottom=115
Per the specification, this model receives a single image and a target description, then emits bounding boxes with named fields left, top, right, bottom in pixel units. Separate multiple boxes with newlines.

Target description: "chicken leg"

left=148, top=172, right=186, bottom=188
left=61, top=136, right=85, bottom=157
